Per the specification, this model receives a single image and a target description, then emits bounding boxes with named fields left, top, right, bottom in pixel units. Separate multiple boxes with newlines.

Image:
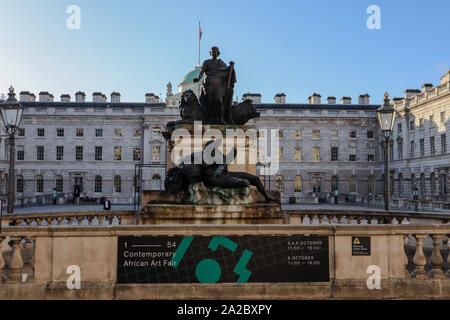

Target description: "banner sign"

left=117, top=235, right=329, bottom=283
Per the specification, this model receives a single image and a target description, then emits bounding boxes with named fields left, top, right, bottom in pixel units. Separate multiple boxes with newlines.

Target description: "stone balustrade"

left=2, top=209, right=449, bottom=229
left=1, top=211, right=135, bottom=227
left=287, top=209, right=450, bottom=225
left=0, top=224, right=449, bottom=299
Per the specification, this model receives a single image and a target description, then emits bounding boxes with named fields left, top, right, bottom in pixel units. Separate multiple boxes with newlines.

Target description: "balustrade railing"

left=1, top=211, right=135, bottom=227
left=1, top=225, right=448, bottom=285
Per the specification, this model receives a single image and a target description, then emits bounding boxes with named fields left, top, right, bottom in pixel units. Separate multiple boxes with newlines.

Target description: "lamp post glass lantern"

left=377, top=92, right=396, bottom=211
left=0, top=86, right=24, bottom=214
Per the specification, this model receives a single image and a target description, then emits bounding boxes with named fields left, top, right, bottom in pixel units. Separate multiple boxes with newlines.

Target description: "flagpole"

left=198, top=21, right=201, bottom=67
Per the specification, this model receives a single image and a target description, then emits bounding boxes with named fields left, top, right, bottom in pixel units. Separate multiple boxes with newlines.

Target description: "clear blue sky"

left=1, top=0, right=449, bottom=104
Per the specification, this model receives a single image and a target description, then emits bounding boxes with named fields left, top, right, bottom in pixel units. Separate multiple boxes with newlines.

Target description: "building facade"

left=0, top=70, right=449, bottom=204
left=390, top=70, right=450, bottom=201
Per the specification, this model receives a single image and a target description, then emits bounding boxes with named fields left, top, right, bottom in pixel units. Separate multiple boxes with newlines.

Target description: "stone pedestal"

left=142, top=203, right=284, bottom=224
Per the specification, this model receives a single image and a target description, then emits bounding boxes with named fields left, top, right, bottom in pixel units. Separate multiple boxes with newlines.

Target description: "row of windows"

left=277, top=130, right=374, bottom=139
left=390, top=173, right=448, bottom=196
left=265, top=175, right=373, bottom=194
left=398, top=111, right=446, bottom=134
left=263, top=147, right=375, bottom=162
left=14, top=175, right=161, bottom=193
left=16, top=127, right=162, bottom=138
left=16, top=146, right=153, bottom=162
left=409, top=134, right=447, bottom=158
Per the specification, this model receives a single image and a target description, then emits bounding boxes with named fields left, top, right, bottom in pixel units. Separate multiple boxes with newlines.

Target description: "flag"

left=199, top=23, right=203, bottom=40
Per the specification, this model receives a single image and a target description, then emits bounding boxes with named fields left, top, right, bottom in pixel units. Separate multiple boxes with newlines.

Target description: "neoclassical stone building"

left=390, top=70, right=450, bottom=202
left=0, top=69, right=448, bottom=204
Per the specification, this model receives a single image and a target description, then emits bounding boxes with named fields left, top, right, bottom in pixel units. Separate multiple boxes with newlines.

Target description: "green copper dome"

left=180, top=68, right=204, bottom=84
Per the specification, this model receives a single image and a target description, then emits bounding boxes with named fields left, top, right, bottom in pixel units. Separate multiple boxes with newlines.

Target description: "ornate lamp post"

left=0, top=86, right=24, bottom=213
left=377, top=92, right=396, bottom=211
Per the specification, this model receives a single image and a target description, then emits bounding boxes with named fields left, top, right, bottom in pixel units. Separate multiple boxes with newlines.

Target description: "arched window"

left=55, top=175, right=63, bottom=193
left=275, top=176, right=283, bottom=192
left=16, top=175, right=24, bottom=193
left=152, top=175, right=162, bottom=190
left=35, top=175, right=44, bottom=193
left=398, top=173, right=403, bottom=196
left=114, top=176, right=121, bottom=193
left=94, top=175, right=102, bottom=193
left=294, top=176, right=302, bottom=192
left=368, top=175, right=374, bottom=194
left=349, top=175, right=357, bottom=193
left=331, top=175, right=339, bottom=192
left=430, top=173, right=435, bottom=195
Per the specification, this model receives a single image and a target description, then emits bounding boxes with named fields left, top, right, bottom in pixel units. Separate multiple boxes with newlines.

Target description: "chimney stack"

left=60, top=94, right=71, bottom=102
left=340, top=96, right=352, bottom=105
left=75, top=91, right=86, bottom=102
left=274, top=93, right=286, bottom=104
left=404, top=89, right=421, bottom=99
left=145, top=93, right=157, bottom=103
left=39, top=91, right=51, bottom=102
left=111, top=92, right=121, bottom=103
left=19, top=91, right=31, bottom=102
left=326, top=96, right=336, bottom=104
left=242, top=93, right=261, bottom=104
left=421, top=83, right=433, bottom=92
left=358, top=94, right=370, bottom=104
left=307, top=93, right=322, bottom=104
left=93, top=92, right=103, bottom=102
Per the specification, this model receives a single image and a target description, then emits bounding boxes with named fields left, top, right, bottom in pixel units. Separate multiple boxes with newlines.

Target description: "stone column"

left=413, top=234, right=428, bottom=279
left=430, top=234, right=445, bottom=279
left=9, top=236, right=24, bottom=283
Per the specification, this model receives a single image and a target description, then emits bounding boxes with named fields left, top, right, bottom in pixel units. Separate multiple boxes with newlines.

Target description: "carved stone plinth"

left=142, top=203, right=284, bottom=225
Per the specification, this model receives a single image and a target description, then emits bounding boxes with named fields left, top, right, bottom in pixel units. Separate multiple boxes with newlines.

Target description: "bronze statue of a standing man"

left=193, top=46, right=236, bottom=124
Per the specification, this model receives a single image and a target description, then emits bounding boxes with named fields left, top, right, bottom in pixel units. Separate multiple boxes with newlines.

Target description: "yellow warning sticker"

left=353, top=238, right=360, bottom=245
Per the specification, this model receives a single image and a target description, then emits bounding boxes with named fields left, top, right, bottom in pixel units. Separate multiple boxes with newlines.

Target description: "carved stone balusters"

left=403, top=234, right=412, bottom=277
left=9, top=236, right=24, bottom=283
left=318, top=215, right=324, bottom=224
left=430, top=234, right=446, bottom=279
left=336, top=215, right=343, bottom=224
left=117, top=216, right=122, bottom=225
left=98, top=216, right=105, bottom=226
left=413, top=234, right=428, bottom=279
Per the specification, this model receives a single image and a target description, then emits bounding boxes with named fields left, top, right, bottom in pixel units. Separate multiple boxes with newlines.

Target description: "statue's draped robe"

left=199, top=58, right=236, bottom=124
